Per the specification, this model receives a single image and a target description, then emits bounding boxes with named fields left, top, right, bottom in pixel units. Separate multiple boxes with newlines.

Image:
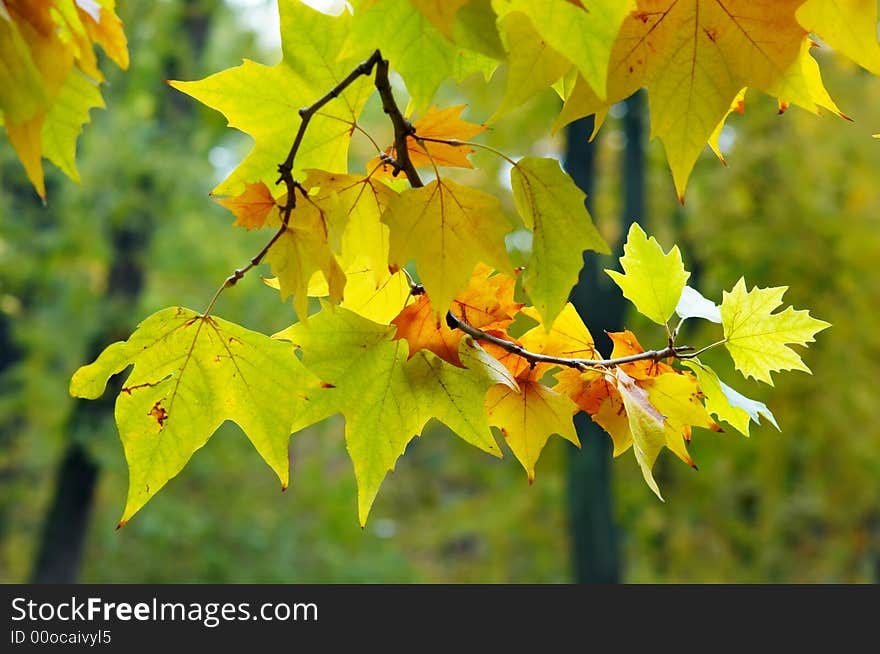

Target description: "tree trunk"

left=565, top=91, right=645, bottom=584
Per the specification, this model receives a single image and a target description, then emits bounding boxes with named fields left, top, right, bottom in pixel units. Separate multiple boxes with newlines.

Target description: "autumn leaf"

left=342, top=0, right=496, bottom=111
left=492, top=0, right=634, bottom=102
left=264, top=194, right=347, bottom=320
left=392, top=264, right=521, bottom=366
left=606, top=223, right=690, bottom=328
left=796, top=0, right=880, bottom=75
left=613, top=368, right=666, bottom=499
left=490, top=12, right=572, bottom=121
left=213, top=181, right=278, bottom=230
left=409, top=0, right=469, bottom=38
left=276, top=306, right=502, bottom=525
left=640, top=372, right=719, bottom=468
left=302, top=169, right=398, bottom=282
left=369, top=104, right=488, bottom=178
left=170, top=1, right=373, bottom=196
left=681, top=359, right=778, bottom=437
left=383, top=178, right=513, bottom=316
left=511, top=156, right=609, bottom=328
left=392, top=294, right=463, bottom=365
left=0, top=0, right=127, bottom=198
left=69, top=307, right=320, bottom=526
left=720, top=277, right=830, bottom=385
left=549, top=0, right=847, bottom=198
left=485, top=381, right=579, bottom=483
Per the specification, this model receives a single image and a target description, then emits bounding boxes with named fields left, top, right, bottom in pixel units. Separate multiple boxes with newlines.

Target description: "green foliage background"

left=1, top=0, right=877, bottom=582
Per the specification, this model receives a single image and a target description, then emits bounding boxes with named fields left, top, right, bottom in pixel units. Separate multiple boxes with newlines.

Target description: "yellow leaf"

left=614, top=368, right=666, bottom=500
left=720, top=277, right=830, bottom=385
left=383, top=178, right=513, bottom=315
left=265, top=198, right=347, bottom=320
left=796, top=0, right=880, bottom=76
left=485, top=380, right=579, bottom=483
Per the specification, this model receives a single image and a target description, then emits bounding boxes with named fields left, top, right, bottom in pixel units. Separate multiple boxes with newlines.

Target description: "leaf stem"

left=414, top=135, right=518, bottom=167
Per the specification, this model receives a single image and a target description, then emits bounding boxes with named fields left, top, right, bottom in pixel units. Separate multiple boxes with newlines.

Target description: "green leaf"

left=511, top=156, right=609, bottom=328
left=490, top=13, right=572, bottom=120
left=169, top=1, right=373, bottom=196
left=69, top=308, right=320, bottom=526
left=681, top=359, right=778, bottom=437
left=720, top=278, right=830, bottom=385
left=491, top=0, right=634, bottom=100
left=605, top=223, right=690, bottom=327
left=343, top=0, right=496, bottom=111
left=383, top=178, right=513, bottom=316
left=276, top=306, right=501, bottom=526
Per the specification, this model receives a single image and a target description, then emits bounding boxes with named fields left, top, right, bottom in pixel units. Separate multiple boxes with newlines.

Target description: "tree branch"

left=205, top=49, right=420, bottom=315
left=445, top=310, right=694, bottom=372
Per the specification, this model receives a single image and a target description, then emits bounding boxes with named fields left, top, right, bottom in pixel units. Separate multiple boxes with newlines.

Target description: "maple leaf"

left=639, top=372, right=719, bottom=468
left=382, top=178, right=513, bottom=316
left=606, top=223, right=690, bottom=328
left=169, top=1, right=373, bottom=196
left=552, top=0, right=847, bottom=199
left=369, top=104, right=488, bottom=178
left=720, top=277, right=830, bottom=385
left=511, top=156, right=610, bottom=327
left=391, top=264, right=522, bottom=366
left=519, top=302, right=600, bottom=378
left=681, top=359, right=778, bottom=437
left=213, top=181, right=278, bottom=230
left=302, top=169, right=398, bottom=282
left=796, top=0, right=880, bottom=76
left=552, top=327, right=715, bottom=479
left=69, top=307, right=321, bottom=526
left=342, top=0, right=496, bottom=112
left=613, top=368, right=667, bottom=499
left=485, top=381, right=579, bottom=483
left=409, top=0, right=469, bottom=38
left=492, top=0, right=634, bottom=102
left=276, top=306, right=503, bottom=525
left=0, top=0, right=127, bottom=198
left=264, top=194, right=347, bottom=320
left=392, top=294, right=463, bottom=365
left=490, top=12, right=572, bottom=121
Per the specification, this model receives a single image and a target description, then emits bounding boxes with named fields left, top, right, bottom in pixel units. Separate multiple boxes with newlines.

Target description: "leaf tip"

left=116, top=519, right=126, bottom=530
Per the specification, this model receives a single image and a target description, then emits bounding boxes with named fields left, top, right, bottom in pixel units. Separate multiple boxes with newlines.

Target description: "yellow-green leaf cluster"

left=1, top=0, right=128, bottom=199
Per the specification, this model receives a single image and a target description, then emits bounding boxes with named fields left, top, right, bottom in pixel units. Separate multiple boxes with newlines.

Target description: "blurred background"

left=1, top=0, right=879, bottom=583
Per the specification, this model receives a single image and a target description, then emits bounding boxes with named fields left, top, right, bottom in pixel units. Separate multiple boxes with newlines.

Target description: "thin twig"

left=203, top=49, right=419, bottom=316
left=445, top=310, right=694, bottom=372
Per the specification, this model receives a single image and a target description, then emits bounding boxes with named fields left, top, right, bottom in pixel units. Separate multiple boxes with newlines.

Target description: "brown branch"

left=445, top=310, right=694, bottom=372
left=373, top=58, right=423, bottom=187
left=204, top=49, right=421, bottom=315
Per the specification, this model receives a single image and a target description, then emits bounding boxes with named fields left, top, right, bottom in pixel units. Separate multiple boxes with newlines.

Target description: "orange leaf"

left=607, top=329, right=676, bottom=380
left=391, top=294, right=463, bottom=366
left=213, top=181, right=278, bottom=230
left=369, top=105, right=487, bottom=177
left=391, top=264, right=521, bottom=367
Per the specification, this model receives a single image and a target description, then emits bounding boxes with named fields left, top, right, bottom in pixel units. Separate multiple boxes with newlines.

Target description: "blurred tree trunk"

left=29, top=0, right=216, bottom=584
left=565, top=91, right=645, bottom=584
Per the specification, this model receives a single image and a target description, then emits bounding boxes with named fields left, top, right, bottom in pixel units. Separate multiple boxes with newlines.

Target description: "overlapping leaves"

left=68, top=0, right=840, bottom=525
left=0, top=0, right=128, bottom=199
